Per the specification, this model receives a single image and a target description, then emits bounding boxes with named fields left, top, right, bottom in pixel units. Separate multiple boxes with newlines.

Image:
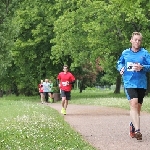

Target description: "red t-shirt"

left=57, top=72, right=75, bottom=91
left=38, top=84, right=43, bottom=93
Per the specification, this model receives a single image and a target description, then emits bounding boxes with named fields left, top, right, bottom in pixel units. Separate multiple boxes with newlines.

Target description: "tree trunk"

left=114, top=75, right=121, bottom=93
left=0, top=90, right=3, bottom=97
left=53, top=93, right=61, bottom=101
left=79, top=87, right=83, bottom=93
left=13, top=83, right=19, bottom=96
left=79, top=80, right=83, bottom=93
left=6, top=89, right=12, bottom=96
left=146, top=73, right=150, bottom=95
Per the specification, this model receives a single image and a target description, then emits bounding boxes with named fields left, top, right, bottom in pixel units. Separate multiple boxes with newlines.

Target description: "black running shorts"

left=125, top=88, right=146, bottom=104
left=61, top=90, right=71, bottom=100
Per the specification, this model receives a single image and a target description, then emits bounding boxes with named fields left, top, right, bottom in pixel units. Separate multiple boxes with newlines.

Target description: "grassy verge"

left=1, top=89, right=150, bottom=149
left=70, top=89, right=150, bottom=113
left=0, top=96, right=96, bottom=150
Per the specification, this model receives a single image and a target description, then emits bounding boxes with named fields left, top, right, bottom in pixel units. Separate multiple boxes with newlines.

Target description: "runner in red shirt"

left=38, top=80, right=44, bottom=104
left=57, top=65, right=75, bottom=115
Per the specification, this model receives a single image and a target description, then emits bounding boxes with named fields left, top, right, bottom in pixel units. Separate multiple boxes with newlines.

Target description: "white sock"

left=130, top=109, right=140, bottom=130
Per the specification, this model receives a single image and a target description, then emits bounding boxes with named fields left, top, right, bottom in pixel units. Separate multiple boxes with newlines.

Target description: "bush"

left=53, top=86, right=60, bottom=93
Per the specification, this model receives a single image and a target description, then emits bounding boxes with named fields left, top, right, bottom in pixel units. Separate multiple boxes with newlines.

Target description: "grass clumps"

left=0, top=99, right=95, bottom=150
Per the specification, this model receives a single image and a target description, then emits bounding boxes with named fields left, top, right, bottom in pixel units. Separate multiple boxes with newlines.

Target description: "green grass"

left=1, top=89, right=150, bottom=149
left=70, top=89, right=150, bottom=113
left=0, top=96, right=96, bottom=150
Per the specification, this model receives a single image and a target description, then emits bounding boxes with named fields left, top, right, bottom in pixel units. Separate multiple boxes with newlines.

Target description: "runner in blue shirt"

left=117, top=32, right=150, bottom=140
left=43, top=79, right=50, bottom=103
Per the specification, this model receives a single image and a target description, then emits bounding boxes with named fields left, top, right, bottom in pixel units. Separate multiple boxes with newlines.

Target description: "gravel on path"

left=48, top=103, right=150, bottom=150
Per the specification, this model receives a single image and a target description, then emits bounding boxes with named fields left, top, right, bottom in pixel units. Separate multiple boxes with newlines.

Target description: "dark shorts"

left=44, top=92, right=48, bottom=95
left=61, top=90, right=71, bottom=100
left=125, top=88, right=146, bottom=104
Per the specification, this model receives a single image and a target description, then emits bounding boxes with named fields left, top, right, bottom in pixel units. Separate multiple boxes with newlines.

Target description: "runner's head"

left=45, top=79, right=49, bottom=82
left=63, top=65, right=68, bottom=73
left=130, top=32, right=142, bottom=50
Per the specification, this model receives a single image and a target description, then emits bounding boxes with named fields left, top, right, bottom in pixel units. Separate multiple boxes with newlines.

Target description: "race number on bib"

left=127, top=62, right=134, bottom=71
left=62, top=81, right=69, bottom=86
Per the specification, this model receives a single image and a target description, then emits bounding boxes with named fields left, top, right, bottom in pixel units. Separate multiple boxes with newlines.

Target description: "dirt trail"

left=48, top=103, right=150, bottom=150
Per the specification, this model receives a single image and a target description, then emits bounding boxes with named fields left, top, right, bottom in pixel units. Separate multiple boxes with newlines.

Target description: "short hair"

left=63, top=65, right=68, bottom=69
left=131, top=32, right=142, bottom=39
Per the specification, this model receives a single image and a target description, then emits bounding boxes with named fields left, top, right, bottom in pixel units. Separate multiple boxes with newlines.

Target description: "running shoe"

left=63, top=109, right=66, bottom=115
left=129, top=122, right=135, bottom=138
left=61, top=108, right=64, bottom=114
left=61, top=108, right=66, bottom=115
left=134, top=132, right=142, bottom=140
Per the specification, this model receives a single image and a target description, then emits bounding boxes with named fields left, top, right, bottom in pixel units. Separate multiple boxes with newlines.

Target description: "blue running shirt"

left=117, top=48, right=150, bottom=89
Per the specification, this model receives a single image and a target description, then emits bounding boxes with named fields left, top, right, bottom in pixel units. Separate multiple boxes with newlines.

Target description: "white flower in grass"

left=40, top=134, right=44, bottom=137
left=4, top=118, right=8, bottom=122
left=19, top=129, right=23, bottom=134
left=1, top=140, right=4, bottom=143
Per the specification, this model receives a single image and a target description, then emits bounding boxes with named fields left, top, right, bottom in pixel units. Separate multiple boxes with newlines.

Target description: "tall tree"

left=51, top=0, right=150, bottom=93
left=9, top=0, right=60, bottom=95
left=0, top=0, right=23, bottom=95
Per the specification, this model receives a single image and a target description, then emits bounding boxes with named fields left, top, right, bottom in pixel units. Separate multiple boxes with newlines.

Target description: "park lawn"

left=70, top=89, right=150, bottom=113
left=0, top=96, right=96, bottom=150
left=1, top=89, right=150, bottom=150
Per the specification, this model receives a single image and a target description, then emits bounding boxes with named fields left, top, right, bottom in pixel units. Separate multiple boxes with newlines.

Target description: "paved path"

left=47, top=103, right=150, bottom=150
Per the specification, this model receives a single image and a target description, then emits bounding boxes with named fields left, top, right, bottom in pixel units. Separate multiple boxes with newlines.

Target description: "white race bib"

left=127, top=62, right=134, bottom=71
left=62, top=81, right=68, bottom=86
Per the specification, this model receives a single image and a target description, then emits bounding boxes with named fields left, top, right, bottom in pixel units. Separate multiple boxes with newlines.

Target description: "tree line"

left=0, top=0, right=150, bottom=96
